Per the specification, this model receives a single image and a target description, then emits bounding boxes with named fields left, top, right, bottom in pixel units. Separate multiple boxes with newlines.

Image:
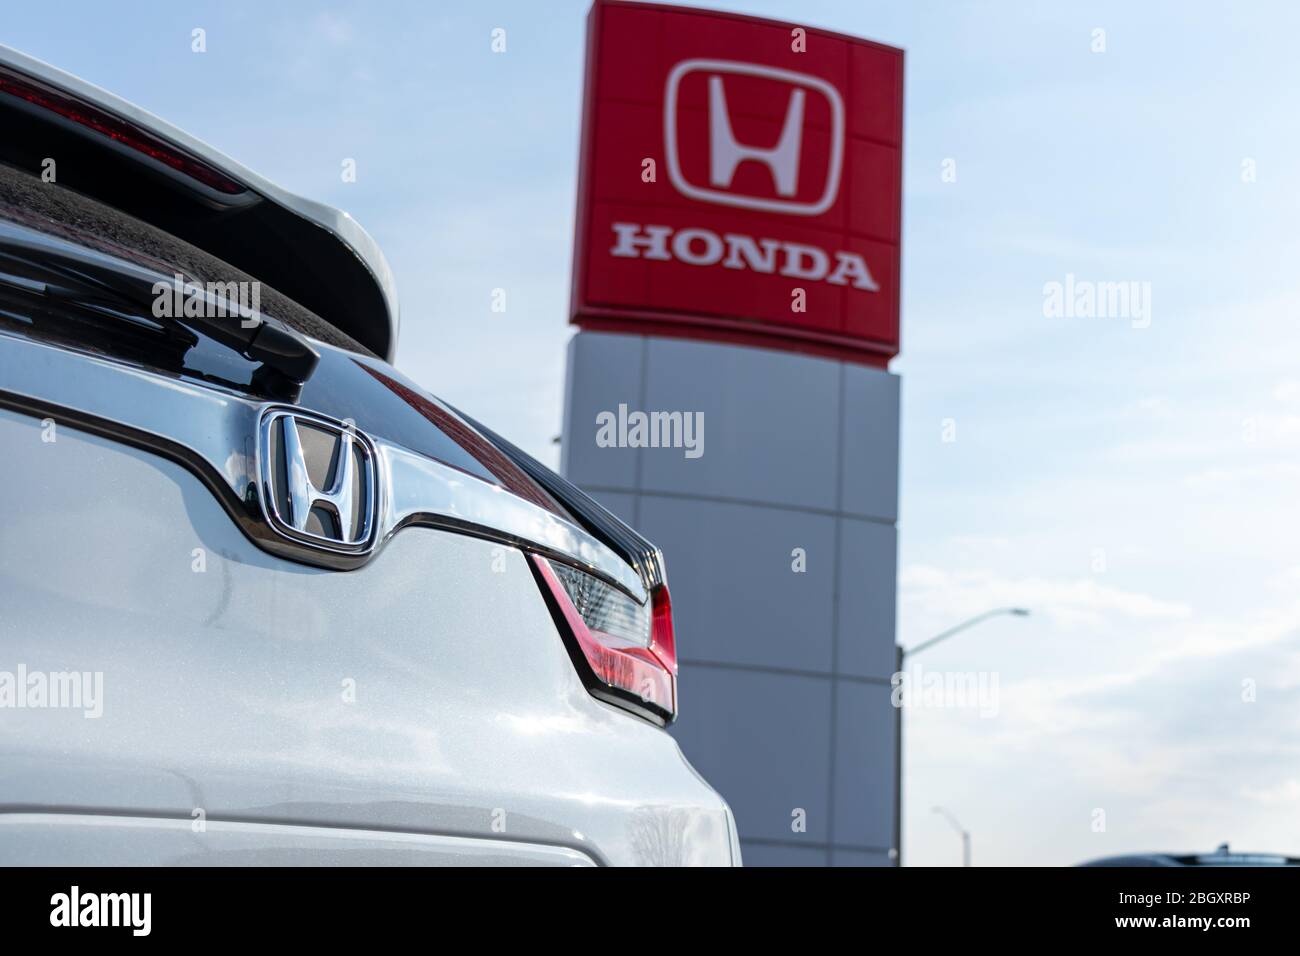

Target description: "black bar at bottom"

left=0, top=864, right=1288, bottom=941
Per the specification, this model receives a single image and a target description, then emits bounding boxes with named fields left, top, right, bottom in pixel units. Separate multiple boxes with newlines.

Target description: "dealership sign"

left=570, top=0, right=903, bottom=364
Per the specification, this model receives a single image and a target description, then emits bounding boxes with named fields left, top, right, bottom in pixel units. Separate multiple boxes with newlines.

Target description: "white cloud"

left=900, top=564, right=1191, bottom=631
left=1241, top=779, right=1300, bottom=805
left=903, top=561, right=1300, bottom=863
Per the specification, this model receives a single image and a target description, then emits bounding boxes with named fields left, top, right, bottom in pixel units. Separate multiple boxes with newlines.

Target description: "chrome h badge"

left=258, top=407, right=378, bottom=554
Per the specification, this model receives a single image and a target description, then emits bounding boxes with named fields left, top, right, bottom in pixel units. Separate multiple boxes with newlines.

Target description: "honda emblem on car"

left=258, top=407, right=379, bottom=554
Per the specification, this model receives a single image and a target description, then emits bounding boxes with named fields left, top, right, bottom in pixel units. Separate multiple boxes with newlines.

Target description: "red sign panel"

left=570, top=0, right=903, bottom=365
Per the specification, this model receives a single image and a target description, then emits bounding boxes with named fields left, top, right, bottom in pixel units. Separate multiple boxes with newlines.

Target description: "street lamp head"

left=931, top=805, right=968, bottom=835
left=931, top=806, right=972, bottom=867
left=904, top=606, right=1031, bottom=658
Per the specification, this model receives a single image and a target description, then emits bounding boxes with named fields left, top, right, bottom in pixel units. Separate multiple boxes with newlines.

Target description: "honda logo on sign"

left=664, top=59, right=845, bottom=216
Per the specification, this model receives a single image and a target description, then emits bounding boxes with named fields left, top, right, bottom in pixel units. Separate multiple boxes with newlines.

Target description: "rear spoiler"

left=0, top=44, right=399, bottom=361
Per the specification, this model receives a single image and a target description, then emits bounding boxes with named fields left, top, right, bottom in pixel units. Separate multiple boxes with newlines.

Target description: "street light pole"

left=903, top=607, right=1030, bottom=660
left=933, top=806, right=972, bottom=867
left=893, top=607, right=1030, bottom=868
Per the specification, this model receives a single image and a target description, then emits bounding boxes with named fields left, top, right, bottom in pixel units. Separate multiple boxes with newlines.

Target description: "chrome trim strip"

left=0, top=331, right=646, bottom=603
left=380, top=446, right=644, bottom=597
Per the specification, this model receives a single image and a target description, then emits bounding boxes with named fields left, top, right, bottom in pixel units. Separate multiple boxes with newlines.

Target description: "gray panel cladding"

left=640, top=336, right=842, bottom=511
left=564, top=331, right=900, bottom=521
left=562, top=332, right=645, bottom=489
left=636, top=495, right=837, bottom=673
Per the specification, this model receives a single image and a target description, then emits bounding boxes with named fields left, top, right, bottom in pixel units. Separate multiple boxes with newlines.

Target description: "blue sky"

left=10, top=1, right=1300, bottom=865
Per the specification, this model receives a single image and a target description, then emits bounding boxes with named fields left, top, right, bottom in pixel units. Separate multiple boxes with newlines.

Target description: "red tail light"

left=531, top=555, right=677, bottom=724
left=650, top=583, right=677, bottom=678
left=0, top=65, right=248, bottom=197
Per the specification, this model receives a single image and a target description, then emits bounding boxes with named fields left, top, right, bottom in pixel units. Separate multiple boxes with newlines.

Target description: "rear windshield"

left=0, top=162, right=369, bottom=355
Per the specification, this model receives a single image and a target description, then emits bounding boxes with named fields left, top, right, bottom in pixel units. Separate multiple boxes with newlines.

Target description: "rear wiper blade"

left=0, top=236, right=319, bottom=398
left=0, top=255, right=188, bottom=336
